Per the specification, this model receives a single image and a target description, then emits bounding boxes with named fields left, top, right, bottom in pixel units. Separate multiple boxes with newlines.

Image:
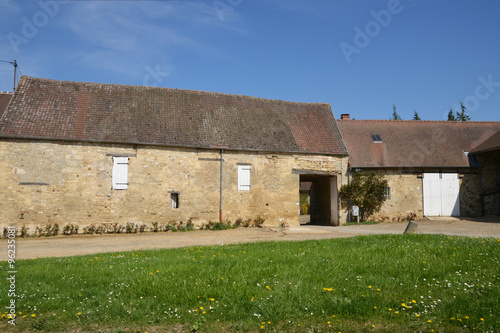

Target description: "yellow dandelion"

left=480, top=318, right=484, bottom=321
left=368, top=285, right=372, bottom=288
left=328, top=321, right=331, bottom=324
left=402, top=303, right=406, bottom=307
left=415, top=314, right=420, bottom=317
left=31, top=314, right=36, bottom=318
left=261, top=326, right=264, bottom=329
left=266, top=286, right=270, bottom=290
left=427, top=320, right=432, bottom=323
left=268, top=321, right=270, bottom=324
left=209, top=298, right=215, bottom=301
left=77, top=312, right=82, bottom=316
left=200, top=307, right=203, bottom=310
left=374, top=306, right=377, bottom=309
left=389, top=308, right=392, bottom=311
left=202, top=311, right=206, bottom=314
left=412, top=299, right=416, bottom=303
left=395, top=311, right=399, bottom=314
left=465, top=316, right=469, bottom=319
left=262, top=322, right=265, bottom=325
left=376, top=288, right=381, bottom=292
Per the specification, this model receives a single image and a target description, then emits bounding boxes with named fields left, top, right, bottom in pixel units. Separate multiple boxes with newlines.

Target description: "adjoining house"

left=470, top=130, right=500, bottom=216
left=337, top=115, right=500, bottom=221
left=0, top=77, right=349, bottom=228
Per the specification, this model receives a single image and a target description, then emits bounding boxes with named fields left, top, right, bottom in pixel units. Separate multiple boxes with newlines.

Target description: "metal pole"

left=347, top=166, right=351, bottom=223
left=13, top=60, right=17, bottom=92
left=219, top=149, right=223, bottom=223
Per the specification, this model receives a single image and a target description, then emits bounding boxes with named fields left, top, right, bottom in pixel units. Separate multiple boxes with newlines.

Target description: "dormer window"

left=371, top=134, right=382, bottom=143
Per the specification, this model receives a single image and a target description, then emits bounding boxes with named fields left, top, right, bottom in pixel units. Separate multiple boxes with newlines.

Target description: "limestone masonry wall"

left=0, top=139, right=348, bottom=228
left=364, top=168, right=482, bottom=221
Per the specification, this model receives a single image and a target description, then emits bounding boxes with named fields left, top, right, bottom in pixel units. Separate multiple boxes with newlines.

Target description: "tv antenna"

left=0, top=59, right=19, bottom=92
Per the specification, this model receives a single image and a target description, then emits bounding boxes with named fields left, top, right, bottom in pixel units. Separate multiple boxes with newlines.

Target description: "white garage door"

left=423, top=173, right=460, bottom=216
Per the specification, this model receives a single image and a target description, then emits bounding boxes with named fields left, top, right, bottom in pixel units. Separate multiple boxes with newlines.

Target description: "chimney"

left=340, top=114, right=350, bottom=120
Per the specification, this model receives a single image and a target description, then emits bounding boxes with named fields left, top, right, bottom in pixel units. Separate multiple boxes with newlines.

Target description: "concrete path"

left=1, top=218, right=499, bottom=260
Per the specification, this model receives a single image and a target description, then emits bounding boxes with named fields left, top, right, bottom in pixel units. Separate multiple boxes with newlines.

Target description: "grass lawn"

left=343, top=221, right=381, bottom=226
left=1, top=234, right=499, bottom=332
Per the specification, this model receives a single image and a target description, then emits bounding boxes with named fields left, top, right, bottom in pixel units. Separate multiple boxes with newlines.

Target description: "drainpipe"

left=347, top=166, right=351, bottom=223
left=220, top=149, right=223, bottom=223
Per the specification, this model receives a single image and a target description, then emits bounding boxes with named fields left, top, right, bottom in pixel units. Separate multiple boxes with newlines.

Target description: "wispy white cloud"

left=0, top=0, right=19, bottom=13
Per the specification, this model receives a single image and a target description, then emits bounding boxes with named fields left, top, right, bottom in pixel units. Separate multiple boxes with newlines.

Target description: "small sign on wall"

left=352, top=205, right=359, bottom=217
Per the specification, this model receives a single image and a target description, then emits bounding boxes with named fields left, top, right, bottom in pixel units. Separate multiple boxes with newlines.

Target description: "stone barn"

left=0, top=77, right=349, bottom=228
left=337, top=116, right=500, bottom=221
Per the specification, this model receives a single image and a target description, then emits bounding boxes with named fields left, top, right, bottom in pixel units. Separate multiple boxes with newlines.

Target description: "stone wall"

left=475, top=150, right=500, bottom=216
left=365, top=170, right=424, bottom=222
left=348, top=168, right=482, bottom=222
left=0, top=139, right=348, bottom=228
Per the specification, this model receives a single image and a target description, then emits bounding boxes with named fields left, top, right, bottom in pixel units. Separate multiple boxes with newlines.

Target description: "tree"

left=391, top=104, right=402, bottom=120
left=447, top=109, right=456, bottom=121
left=456, top=102, right=471, bottom=121
left=339, top=171, right=388, bottom=222
left=413, top=110, right=421, bottom=120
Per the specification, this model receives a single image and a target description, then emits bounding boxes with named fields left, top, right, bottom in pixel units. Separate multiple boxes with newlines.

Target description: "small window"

left=238, top=165, right=251, bottom=191
left=384, top=186, right=391, bottom=199
left=112, top=157, right=128, bottom=190
left=371, top=134, right=382, bottom=143
left=171, top=193, right=179, bottom=209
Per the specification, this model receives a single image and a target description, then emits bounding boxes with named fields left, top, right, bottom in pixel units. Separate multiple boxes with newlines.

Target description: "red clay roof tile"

left=337, top=119, right=500, bottom=168
left=0, top=77, right=348, bottom=155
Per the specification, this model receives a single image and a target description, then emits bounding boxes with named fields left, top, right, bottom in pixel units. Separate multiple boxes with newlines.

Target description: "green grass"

left=1, top=234, right=499, bottom=332
left=343, top=221, right=381, bottom=226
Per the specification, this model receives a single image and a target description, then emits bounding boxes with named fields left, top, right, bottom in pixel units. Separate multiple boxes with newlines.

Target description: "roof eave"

left=0, top=135, right=349, bottom=157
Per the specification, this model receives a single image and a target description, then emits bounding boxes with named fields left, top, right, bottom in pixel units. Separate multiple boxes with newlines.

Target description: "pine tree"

left=447, top=109, right=456, bottom=121
left=413, top=110, right=421, bottom=120
left=391, top=104, right=402, bottom=120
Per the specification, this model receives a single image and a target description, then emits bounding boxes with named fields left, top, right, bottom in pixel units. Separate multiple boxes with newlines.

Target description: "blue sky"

left=1, top=0, right=499, bottom=121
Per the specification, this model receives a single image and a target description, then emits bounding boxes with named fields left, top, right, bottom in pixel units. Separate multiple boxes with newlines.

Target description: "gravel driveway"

left=2, top=217, right=499, bottom=260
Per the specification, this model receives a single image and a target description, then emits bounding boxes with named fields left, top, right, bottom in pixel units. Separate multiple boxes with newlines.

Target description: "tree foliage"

left=456, top=102, right=471, bottom=121
left=391, top=104, right=402, bottom=120
left=448, top=102, right=471, bottom=121
left=413, top=110, right=421, bottom=120
left=447, top=109, right=456, bottom=121
left=339, top=171, right=388, bottom=221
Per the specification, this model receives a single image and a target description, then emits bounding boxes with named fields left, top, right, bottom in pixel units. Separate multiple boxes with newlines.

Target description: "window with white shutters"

left=238, top=165, right=251, bottom=191
left=112, top=157, right=129, bottom=190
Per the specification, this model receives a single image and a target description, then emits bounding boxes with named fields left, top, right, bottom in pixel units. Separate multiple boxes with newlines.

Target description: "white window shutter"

left=112, top=157, right=129, bottom=190
left=238, top=165, right=251, bottom=191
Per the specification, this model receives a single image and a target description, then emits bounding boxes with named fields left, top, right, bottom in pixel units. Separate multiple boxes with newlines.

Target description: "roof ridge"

left=20, top=76, right=330, bottom=107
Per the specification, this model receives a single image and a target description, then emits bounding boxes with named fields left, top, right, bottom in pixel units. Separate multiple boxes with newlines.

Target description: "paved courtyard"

left=1, top=217, right=499, bottom=260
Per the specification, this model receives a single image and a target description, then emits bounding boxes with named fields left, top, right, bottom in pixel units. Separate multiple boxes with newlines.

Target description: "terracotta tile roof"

left=337, top=119, right=500, bottom=168
left=470, top=130, right=500, bottom=154
left=0, top=77, right=348, bottom=155
left=0, top=92, right=12, bottom=119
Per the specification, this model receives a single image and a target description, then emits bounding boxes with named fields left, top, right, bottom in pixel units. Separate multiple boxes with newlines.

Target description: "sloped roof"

left=337, top=119, right=500, bottom=168
left=470, top=130, right=500, bottom=154
left=0, top=77, right=348, bottom=155
left=0, top=92, right=12, bottom=119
